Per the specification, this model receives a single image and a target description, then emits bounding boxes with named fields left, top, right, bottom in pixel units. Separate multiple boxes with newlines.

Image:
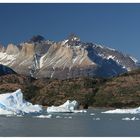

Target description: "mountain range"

left=0, top=34, right=139, bottom=79
left=0, top=34, right=139, bottom=107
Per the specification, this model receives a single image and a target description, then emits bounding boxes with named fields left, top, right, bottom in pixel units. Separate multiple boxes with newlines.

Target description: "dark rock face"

left=0, top=35, right=138, bottom=79
left=28, top=35, right=45, bottom=43
left=0, top=64, right=16, bottom=76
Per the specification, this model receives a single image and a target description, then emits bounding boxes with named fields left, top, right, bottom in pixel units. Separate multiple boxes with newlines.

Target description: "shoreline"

left=42, top=105, right=140, bottom=110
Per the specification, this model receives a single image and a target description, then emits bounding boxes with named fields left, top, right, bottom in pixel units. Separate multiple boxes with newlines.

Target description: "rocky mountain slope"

left=0, top=34, right=138, bottom=79
left=0, top=69, right=140, bottom=108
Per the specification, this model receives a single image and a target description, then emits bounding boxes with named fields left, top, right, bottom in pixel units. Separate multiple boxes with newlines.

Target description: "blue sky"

left=0, top=3, right=140, bottom=60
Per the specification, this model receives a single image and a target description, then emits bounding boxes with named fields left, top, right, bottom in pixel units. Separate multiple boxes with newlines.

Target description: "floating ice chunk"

left=96, top=118, right=100, bottom=120
left=6, top=114, right=14, bottom=117
left=130, top=117, right=139, bottom=120
left=122, top=117, right=131, bottom=121
left=122, top=117, right=139, bottom=121
left=16, top=114, right=23, bottom=117
left=64, top=116, right=72, bottom=119
left=73, top=110, right=87, bottom=113
left=90, top=113, right=95, bottom=116
left=0, top=89, right=42, bottom=115
left=131, top=117, right=136, bottom=120
left=93, top=118, right=100, bottom=120
left=35, top=114, right=52, bottom=119
left=47, top=106, right=70, bottom=113
left=47, top=100, right=78, bottom=113
left=56, top=116, right=62, bottom=119
left=102, top=107, right=140, bottom=114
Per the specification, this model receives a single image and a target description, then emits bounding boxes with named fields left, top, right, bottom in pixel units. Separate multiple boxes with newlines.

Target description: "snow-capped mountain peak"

left=129, top=56, right=138, bottom=64
left=0, top=35, right=138, bottom=79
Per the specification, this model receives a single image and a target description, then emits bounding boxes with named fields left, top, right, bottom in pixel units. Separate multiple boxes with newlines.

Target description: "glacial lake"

left=0, top=108, right=140, bottom=137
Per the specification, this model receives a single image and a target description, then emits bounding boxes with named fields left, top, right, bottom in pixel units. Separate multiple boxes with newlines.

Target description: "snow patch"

left=72, top=56, right=78, bottom=64
left=107, top=55, right=115, bottom=60
left=39, top=55, right=46, bottom=68
left=98, top=53, right=105, bottom=58
left=0, top=52, right=17, bottom=65
left=106, top=47, right=116, bottom=51
left=129, top=56, right=138, bottom=63
left=79, top=56, right=85, bottom=65
left=62, top=40, right=68, bottom=45
left=51, top=71, right=55, bottom=78
left=127, top=67, right=131, bottom=72
left=98, top=45, right=104, bottom=49
left=74, top=46, right=81, bottom=49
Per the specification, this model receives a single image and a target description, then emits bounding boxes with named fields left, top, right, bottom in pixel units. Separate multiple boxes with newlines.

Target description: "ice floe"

left=0, top=89, right=42, bottom=115
left=122, top=117, right=139, bottom=121
left=47, top=100, right=86, bottom=113
left=102, top=107, right=140, bottom=114
left=90, top=113, right=95, bottom=116
left=56, top=115, right=62, bottom=119
left=73, top=110, right=87, bottom=113
left=68, top=116, right=72, bottom=119
left=93, top=118, right=100, bottom=120
left=35, top=114, right=52, bottom=119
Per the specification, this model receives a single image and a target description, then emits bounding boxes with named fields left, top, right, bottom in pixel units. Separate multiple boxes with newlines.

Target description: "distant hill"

left=94, top=69, right=140, bottom=108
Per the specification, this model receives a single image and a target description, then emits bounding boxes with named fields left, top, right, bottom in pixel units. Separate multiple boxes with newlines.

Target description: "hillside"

left=94, top=69, right=140, bottom=108
left=0, top=74, right=103, bottom=108
left=0, top=69, right=140, bottom=108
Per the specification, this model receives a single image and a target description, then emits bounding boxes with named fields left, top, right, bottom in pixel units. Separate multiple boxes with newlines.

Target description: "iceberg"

left=102, top=107, right=140, bottom=114
left=0, top=89, right=42, bottom=115
left=47, top=100, right=82, bottom=113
